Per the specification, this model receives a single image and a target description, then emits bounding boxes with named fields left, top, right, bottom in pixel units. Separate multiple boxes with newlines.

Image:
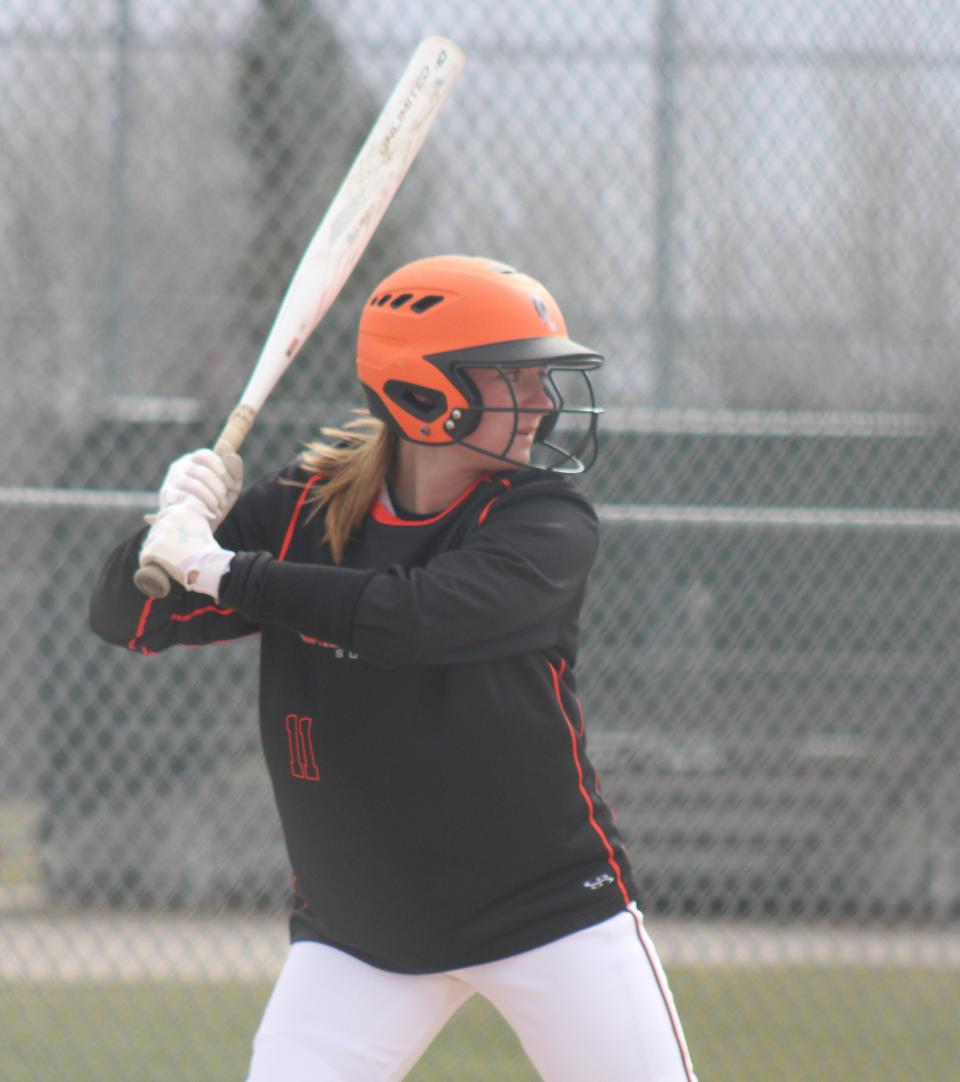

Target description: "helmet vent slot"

left=376, top=294, right=393, bottom=307
left=383, top=379, right=447, bottom=422
left=390, top=293, right=414, bottom=308
left=410, top=294, right=444, bottom=314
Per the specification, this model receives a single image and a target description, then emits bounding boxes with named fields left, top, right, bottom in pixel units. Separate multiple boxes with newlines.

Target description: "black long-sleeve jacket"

left=89, top=460, right=637, bottom=973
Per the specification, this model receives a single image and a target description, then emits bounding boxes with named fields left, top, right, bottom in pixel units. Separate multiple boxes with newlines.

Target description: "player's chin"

left=508, top=432, right=537, bottom=462
left=459, top=431, right=536, bottom=469
left=486, top=437, right=535, bottom=466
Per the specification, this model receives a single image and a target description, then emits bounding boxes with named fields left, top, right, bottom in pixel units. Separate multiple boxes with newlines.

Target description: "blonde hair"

left=295, top=411, right=397, bottom=564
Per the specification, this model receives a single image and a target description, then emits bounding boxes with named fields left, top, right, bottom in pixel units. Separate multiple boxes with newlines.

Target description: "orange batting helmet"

left=356, top=255, right=603, bottom=472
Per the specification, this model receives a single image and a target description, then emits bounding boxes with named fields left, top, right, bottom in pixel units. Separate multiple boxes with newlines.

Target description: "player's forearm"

left=219, top=551, right=375, bottom=652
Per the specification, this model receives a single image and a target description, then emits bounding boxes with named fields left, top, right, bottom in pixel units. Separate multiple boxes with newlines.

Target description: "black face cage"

left=452, top=363, right=602, bottom=474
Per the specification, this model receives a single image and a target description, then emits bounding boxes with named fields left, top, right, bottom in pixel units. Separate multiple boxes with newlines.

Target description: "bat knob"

left=134, top=563, right=172, bottom=599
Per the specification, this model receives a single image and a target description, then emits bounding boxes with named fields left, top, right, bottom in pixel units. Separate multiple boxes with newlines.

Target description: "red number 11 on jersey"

left=285, top=714, right=320, bottom=781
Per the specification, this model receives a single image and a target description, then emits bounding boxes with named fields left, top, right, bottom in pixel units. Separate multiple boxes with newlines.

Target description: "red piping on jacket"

left=128, top=596, right=157, bottom=653
left=278, top=473, right=324, bottom=559
left=547, top=659, right=631, bottom=909
left=170, top=605, right=235, bottom=622
left=477, top=477, right=513, bottom=525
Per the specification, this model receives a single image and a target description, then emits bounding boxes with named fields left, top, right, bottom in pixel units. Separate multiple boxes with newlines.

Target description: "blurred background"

left=2, top=2, right=959, bottom=1079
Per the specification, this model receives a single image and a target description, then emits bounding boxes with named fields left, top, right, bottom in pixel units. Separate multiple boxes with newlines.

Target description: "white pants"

left=246, top=906, right=697, bottom=1082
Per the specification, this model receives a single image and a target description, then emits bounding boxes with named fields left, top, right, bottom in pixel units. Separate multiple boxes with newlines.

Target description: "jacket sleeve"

left=88, top=473, right=279, bottom=653
left=219, top=491, right=599, bottom=668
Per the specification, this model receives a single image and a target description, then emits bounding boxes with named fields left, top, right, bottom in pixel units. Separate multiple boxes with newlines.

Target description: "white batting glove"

left=139, top=503, right=235, bottom=601
left=153, top=449, right=243, bottom=528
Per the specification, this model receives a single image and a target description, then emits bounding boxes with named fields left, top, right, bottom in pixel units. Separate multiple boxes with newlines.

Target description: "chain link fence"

left=3, top=2, right=960, bottom=1080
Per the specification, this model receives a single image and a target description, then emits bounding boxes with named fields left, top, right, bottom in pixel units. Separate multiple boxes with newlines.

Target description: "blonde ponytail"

left=294, top=411, right=396, bottom=564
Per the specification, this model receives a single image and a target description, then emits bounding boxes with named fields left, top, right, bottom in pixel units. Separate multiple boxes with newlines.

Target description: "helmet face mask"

left=357, top=255, right=604, bottom=474
left=443, top=360, right=601, bottom=473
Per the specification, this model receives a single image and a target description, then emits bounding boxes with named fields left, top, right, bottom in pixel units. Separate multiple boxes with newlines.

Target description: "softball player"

left=90, top=256, right=697, bottom=1081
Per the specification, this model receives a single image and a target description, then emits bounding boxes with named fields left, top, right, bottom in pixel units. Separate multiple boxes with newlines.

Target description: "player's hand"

left=153, top=448, right=244, bottom=528
left=139, top=503, right=235, bottom=601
